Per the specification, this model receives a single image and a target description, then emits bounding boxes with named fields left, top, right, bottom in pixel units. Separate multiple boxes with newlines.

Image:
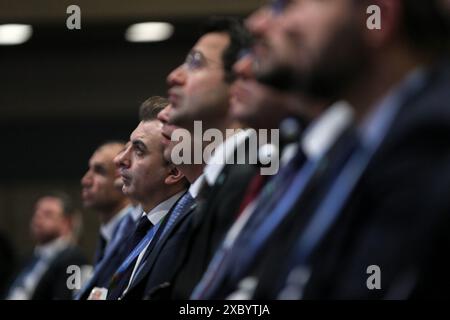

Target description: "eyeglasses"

left=183, top=50, right=222, bottom=71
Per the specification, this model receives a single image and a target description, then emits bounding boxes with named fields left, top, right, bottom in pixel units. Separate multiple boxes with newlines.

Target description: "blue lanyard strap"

left=114, top=220, right=162, bottom=276
left=191, top=159, right=321, bottom=299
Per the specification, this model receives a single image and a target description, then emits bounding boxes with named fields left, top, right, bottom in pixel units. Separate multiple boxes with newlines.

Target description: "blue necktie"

left=159, top=192, right=195, bottom=240
left=276, top=71, right=428, bottom=299
left=191, top=148, right=315, bottom=299
left=278, top=136, right=369, bottom=299
left=192, top=127, right=358, bottom=299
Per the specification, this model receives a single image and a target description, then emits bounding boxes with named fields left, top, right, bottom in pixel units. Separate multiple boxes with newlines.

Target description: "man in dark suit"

left=75, top=98, right=166, bottom=300
left=104, top=97, right=188, bottom=300
left=138, top=18, right=263, bottom=300
left=191, top=0, right=450, bottom=300
left=5, top=192, right=87, bottom=300
left=170, top=45, right=323, bottom=301
left=81, top=141, right=131, bottom=268
left=109, top=102, right=203, bottom=300
left=188, top=6, right=345, bottom=299
left=117, top=18, right=255, bottom=298
left=244, top=0, right=450, bottom=299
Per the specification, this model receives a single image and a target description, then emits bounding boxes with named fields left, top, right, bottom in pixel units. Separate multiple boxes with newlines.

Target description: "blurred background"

left=0, top=0, right=261, bottom=262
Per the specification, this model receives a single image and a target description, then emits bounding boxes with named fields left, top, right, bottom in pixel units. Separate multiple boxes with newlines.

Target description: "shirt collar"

left=35, top=237, right=70, bottom=260
left=301, top=101, right=354, bottom=161
left=129, top=204, right=143, bottom=222
left=359, top=67, right=426, bottom=151
left=188, top=174, right=205, bottom=199
left=100, top=206, right=130, bottom=243
left=204, top=129, right=251, bottom=186
left=144, top=191, right=185, bottom=225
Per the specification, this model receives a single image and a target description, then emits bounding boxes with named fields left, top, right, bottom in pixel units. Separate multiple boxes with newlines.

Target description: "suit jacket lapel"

left=76, top=216, right=133, bottom=299
left=124, top=204, right=196, bottom=295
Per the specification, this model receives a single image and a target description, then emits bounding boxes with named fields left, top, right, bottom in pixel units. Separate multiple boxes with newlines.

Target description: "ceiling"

left=0, top=0, right=263, bottom=23
left=0, top=0, right=265, bottom=181
left=0, top=0, right=263, bottom=121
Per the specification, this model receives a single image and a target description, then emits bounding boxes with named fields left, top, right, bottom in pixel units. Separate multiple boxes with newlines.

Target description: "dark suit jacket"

left=208, top=127, right=356, bottom=299
left=253, top=59, right=450, bottom=300
left=304, top=60, right=450, bottom=299
left=76, top=212, right=137, bottom=300
left=119, top=197, right=196, bottom=300
left=76, top=234, right=133, bottom=300
left=169, top=162, right=259, bottom=299
left=31, top=245, right=87, bottom=300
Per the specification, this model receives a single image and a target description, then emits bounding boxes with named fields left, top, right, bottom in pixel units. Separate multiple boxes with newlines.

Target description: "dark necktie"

left=107, top=216, right=153, bottom=299
left=125, top=216, right=152, bottom=254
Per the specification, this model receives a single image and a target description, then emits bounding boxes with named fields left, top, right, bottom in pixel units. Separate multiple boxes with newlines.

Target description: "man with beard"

left=192, top=0, right=450, bottom=300
left=5, top=193, right=87, bottom=300
left=271, top=0, right=450, bottom=300
left=190, top=3, right=354, bottom=299
left=233, top=0, right=450, bottom=300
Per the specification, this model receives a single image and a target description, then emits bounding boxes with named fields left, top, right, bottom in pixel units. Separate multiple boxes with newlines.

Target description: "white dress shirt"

left=122, top=191, right=185, bottom=295
left=203, top=130, right=252, bottom=187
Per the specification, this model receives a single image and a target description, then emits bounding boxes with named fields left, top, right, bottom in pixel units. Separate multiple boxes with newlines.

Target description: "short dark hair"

left=38, top=191, right=76, bottom=218
left=201, top=17, right=252, bottom=83
left=139, top=96, right=169, bottom=122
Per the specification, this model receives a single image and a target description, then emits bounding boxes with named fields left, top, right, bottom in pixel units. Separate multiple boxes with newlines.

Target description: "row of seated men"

left=3, top=0, right=450, bottom=299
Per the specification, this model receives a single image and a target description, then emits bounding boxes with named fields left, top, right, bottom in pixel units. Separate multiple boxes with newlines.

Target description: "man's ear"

left=164, top=164, right=186, bottom=185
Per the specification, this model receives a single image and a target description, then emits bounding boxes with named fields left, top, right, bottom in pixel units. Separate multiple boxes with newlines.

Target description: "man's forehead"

left=36, top=197, right=62, bottom=211
left=131, top=120, right=162, bottom=142
left=194, top=32, right=230, bottom=56
left=89, top=149, right=115, bottom=166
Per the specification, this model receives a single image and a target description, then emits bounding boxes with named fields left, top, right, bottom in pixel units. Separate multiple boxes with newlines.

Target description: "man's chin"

left=256, top=66, right=298, bottom=92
